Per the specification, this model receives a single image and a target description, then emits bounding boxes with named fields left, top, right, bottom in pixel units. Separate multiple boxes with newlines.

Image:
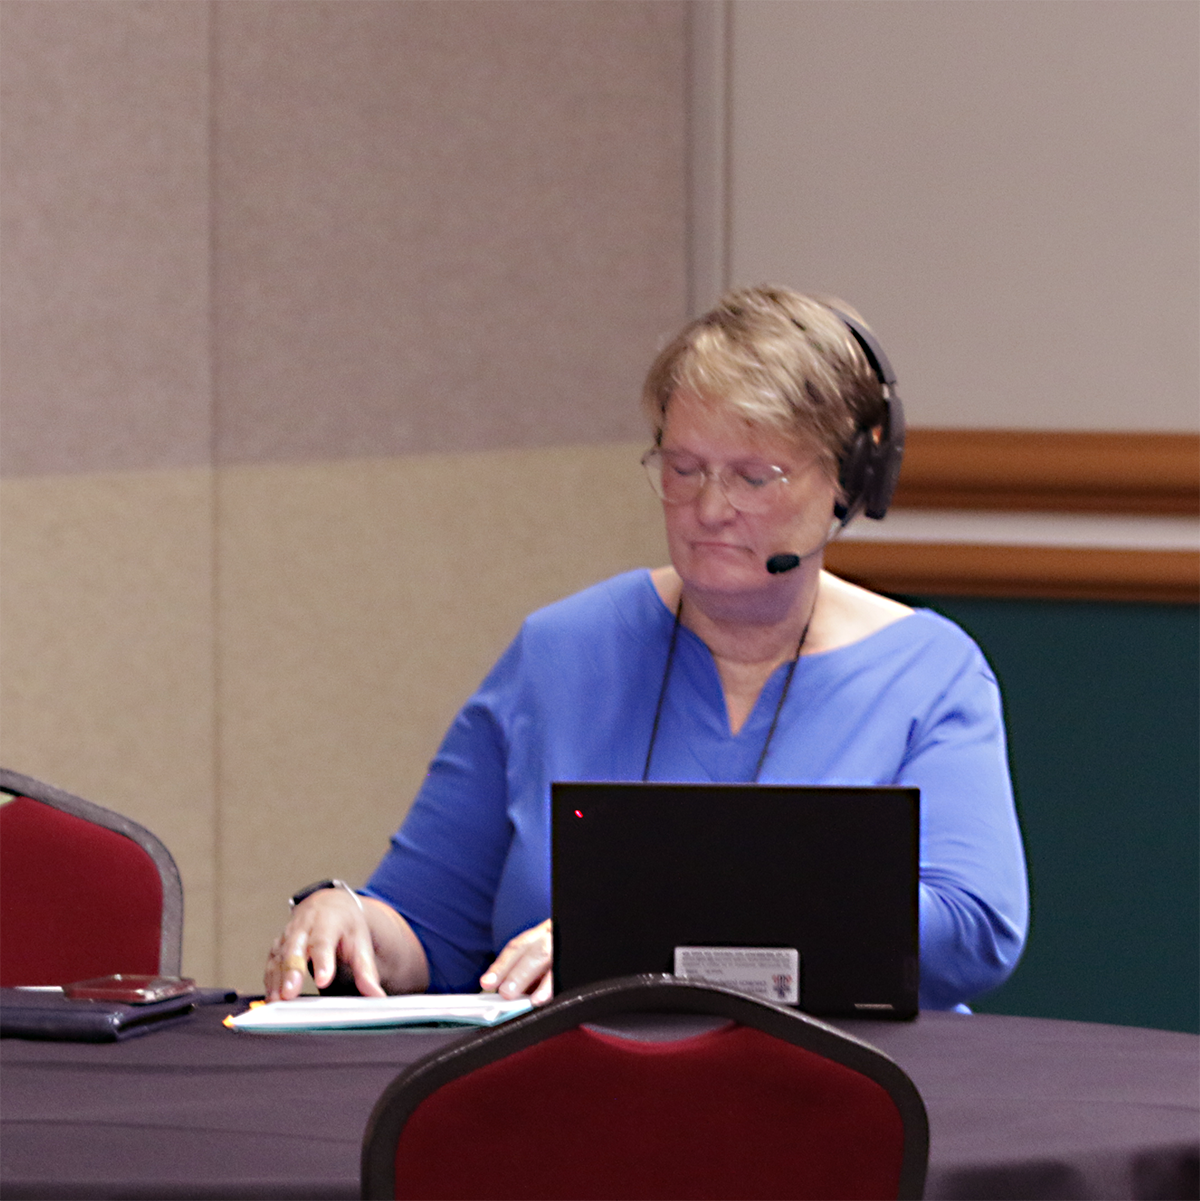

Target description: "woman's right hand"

left=264, top=887, right=387, bottom=1002
left=479, top=919, right=554, bottom=1004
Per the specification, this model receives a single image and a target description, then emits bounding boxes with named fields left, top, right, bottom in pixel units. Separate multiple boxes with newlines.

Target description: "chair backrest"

left=0, top=767, right=183, bottom=985
left=362, top=975, right=928, bottom=1200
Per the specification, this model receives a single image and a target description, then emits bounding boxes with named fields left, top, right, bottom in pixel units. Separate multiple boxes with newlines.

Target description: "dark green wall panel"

left=904, top=596, right=1199, bottom=1033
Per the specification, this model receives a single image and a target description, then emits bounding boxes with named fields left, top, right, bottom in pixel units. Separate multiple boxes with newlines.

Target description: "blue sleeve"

left=362, top=639, right=519, bottom=993
left=901, top=648, right=1029, bottom=1009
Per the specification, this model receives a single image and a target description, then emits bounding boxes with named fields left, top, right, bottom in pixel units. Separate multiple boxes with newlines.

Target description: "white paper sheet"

left=226, top=994, right=532, bottom=1032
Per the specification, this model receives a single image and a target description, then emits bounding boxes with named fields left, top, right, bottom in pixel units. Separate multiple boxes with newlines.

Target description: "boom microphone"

left=766, top=554, right=802, bottom=574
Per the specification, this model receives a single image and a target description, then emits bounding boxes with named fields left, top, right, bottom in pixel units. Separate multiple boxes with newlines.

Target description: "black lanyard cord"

left=642, top=596, right=684, bottom=782
left=643, top=593, right=814, bottom=784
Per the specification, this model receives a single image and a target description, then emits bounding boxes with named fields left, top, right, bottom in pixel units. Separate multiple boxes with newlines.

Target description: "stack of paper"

left=227, top=994, right=532, bottom=1032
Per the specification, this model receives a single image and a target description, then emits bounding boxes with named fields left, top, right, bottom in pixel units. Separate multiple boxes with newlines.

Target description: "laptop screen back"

left=552, top=781, right=919, bottom=1019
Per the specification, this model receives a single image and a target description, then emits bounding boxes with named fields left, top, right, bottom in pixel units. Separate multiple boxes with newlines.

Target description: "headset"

left=824, top=307, right=906, bottom=524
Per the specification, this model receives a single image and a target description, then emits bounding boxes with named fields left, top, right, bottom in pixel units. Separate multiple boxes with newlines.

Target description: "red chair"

left=361, top=974, right=928, bottom=1200
left=0, top=767, right=183, bottom=985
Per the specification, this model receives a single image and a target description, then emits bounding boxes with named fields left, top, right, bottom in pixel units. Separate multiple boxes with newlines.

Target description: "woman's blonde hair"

left=642, top=284, right=886, bottom=471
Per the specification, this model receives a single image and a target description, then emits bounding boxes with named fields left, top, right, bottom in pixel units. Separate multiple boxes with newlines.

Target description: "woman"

left=265, top=285, right=1028, bottom=1010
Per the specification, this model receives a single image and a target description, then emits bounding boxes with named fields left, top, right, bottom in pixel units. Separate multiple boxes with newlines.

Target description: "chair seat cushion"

left=393, top=1022, right=905, bottom=1200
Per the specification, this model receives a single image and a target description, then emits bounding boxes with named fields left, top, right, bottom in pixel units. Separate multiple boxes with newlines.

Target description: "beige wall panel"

left=212, top=0, right=686, bottom=465
left=0, top=0, right=211, bottom=476
left=0, top=469, right=217, bottom=982
left=217, top=442, right=667, bottom=991
left=727, top=0, right=1199, bottom=433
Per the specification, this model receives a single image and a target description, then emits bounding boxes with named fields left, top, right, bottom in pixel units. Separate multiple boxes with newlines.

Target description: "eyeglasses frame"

left=640, top=447, right=804, bottom=515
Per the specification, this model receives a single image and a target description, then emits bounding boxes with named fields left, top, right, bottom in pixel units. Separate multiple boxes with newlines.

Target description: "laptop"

left=551, top=781, right=919, bottom=1020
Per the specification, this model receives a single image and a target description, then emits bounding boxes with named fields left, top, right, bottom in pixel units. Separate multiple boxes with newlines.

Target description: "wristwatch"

left=289, top=878, right=363, bottom=911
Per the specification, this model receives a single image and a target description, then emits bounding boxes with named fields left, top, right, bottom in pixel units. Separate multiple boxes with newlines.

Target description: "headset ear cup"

left=836, top=430, right=873, bottom=522
left=862, top=395, right=905, bottom=520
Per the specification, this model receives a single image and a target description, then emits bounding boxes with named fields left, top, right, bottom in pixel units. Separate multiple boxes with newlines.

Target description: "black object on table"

left=0, top=985, right=228, bottom=1043
left=1, top=1000, right=1197, bottom=1200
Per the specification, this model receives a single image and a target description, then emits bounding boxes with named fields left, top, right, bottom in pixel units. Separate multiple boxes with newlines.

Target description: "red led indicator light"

left=574, top=809, right=583, bottom=818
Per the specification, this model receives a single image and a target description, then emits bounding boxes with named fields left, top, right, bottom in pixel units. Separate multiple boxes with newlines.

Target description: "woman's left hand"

left=479, top=919, right=553, bottom=1004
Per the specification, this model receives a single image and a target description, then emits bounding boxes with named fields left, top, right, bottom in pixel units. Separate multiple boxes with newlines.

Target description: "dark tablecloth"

left=2, top=1003, right=1196, bottom=1199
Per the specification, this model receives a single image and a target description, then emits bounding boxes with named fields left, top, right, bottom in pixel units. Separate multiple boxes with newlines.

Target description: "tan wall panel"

left=216, top=441, right=667, bottom=991
left=213, top=0, right=686, bottom=465
left=728, top=0, right=1199, bottom=433
left=0, top=470, right=217, bottom=982
left=0, top=0, right=211, bottom=476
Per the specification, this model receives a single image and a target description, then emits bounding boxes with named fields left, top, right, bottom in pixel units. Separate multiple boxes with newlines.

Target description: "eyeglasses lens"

left=641, top=450, right=784, bottom=515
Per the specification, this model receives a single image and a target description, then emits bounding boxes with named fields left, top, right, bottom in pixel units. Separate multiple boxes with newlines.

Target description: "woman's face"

left=658, top=391, right=838, bottom=600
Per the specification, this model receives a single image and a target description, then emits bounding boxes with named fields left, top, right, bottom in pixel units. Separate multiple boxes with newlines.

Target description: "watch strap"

left=289, top=878, right=364, bottom=911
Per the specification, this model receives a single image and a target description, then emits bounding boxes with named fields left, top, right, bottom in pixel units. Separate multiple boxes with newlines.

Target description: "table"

left=2, top=1002, right=1197, bottom=1199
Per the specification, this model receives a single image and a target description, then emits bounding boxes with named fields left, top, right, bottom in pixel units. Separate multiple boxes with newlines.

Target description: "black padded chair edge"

left=0, top=766, right=184, bottom=977
left=361, top=973, right=929, bottom=1200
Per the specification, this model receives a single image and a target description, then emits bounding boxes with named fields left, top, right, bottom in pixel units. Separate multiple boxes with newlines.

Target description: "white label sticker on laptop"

left=673, top=947, right=800, bottom=1004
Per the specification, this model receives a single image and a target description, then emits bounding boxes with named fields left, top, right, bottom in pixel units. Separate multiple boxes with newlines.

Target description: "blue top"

left=364, top=569, right=1028, bottom=1009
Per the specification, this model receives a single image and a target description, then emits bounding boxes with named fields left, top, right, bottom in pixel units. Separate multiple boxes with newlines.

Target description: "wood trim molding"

left=825, top=541, right=1199, bottom=604
left=894, top=430, right=1199, bottom=515
left=852, top=429, right=1200, bottom=599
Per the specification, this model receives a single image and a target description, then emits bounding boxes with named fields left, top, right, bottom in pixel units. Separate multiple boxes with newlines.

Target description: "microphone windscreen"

left=766, top=554, right=801, bottom=574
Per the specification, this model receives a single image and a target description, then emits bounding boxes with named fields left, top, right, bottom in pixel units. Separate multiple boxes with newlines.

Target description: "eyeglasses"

left=641, top=447, right=798, bottom=514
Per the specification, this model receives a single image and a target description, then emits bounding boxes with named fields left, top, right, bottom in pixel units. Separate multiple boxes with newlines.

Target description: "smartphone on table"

left=64, top=974, right=196, bottom=1004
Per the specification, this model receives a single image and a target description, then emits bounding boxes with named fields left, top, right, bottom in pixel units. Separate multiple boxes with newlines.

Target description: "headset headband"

left=824, top=306, right=898, bottom=392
